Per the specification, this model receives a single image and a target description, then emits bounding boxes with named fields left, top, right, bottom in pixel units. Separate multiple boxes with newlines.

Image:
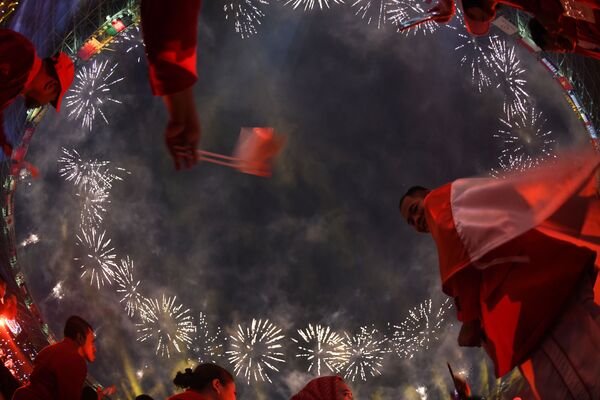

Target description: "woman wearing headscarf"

left=291, top=376, right=353, bottom=400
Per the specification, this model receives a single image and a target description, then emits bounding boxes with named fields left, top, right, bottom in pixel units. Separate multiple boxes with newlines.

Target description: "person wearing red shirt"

left=168, top=363, right=236, bottom=400
left=140, top=0, right=203, bottom=170
left=399, top=150, right=600, bottom=399
left=291, top=376, right=354, bottom=400
left=12, top=316, right=97, bottom=400
left=0, top=29, right=74, bottom=157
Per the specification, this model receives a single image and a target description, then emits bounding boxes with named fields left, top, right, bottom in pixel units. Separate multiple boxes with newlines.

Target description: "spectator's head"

left=173, top=364, right=235, bottom=400
left=23, top=52, right=74, bottom=110
left=81, top=386, right=98, bottom=400
left=528, top=18, right=575, bottom=52
left=461, top=0, right=495, bottom=35
left=399, top=186, right=431, bottom=233
left=135, top=395, right=155, bottom=400
left=64, top=315, right=96, bottom=362
left=291, top=376, right=353, bottom=400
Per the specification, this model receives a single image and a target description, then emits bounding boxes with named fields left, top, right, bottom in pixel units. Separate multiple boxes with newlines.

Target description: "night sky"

left=11, top=1, right=590, bottom=399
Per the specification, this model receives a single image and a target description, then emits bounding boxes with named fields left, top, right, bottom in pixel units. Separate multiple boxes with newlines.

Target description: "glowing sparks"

left=112, top=25, right=144, bottom=63
left=340, top=326, right=388, bottom=382
left=224, top=0, right=270, bottom=39
left=226, top=318, right=286, bottom=383
left=65, top=59, right=124, bottom=130
left=351, top=0, right=390, bottom=28
left=390, top=298, right=452, bottom=359
left=293, top=324, right=348, bottom=375
left=74, top=227, right=117, bottom=289
left=19, top=233, right=39, bottom=248
left=77, top=186, right=110, bottom=228
left=192, top=312, right=224, bottom=363
left=455, top=28, right=497, bottom=92
left=282, top=0, right=344, bottom=10
left=387, top=0, right=441, bottom=35
left=114, top=256, right=143, bottom=317
left=488, top=37, right=529, bottom=118
left=137, top=295, right=196, bottom=358
left=58, top=148, right=106, bottom=191
left=51, top=281, right=65, bottom=300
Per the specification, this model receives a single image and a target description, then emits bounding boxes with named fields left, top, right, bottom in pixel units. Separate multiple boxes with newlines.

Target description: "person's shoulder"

left=0, top=29, right=34, bottom=47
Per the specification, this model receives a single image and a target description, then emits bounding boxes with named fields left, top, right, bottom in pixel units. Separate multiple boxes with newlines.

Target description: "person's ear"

left=43, top=80, right=60, bottom=97
left=75, top=332, right=85, bottom=346
left=212, top=378, right=222, bottom=394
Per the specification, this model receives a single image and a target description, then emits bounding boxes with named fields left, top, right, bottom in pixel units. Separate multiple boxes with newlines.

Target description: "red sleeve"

left=446, top=267, right=482, bottom=322
left=140, top=0, right=202, bottom=96
left=54, top=352, right=87, bottom=400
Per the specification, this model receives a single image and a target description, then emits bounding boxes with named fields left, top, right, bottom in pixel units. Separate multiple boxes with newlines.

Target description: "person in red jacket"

left=0, top=29, right=74, bottom=157
left=12, top=316, right=97, bottom=400
left=399, top=150, right=600, bottom=399
left=140, top=0, right=203, bottom=170
left=168, top=363, right=236, bottom=400
left=291, top=376, right=353, bottom=400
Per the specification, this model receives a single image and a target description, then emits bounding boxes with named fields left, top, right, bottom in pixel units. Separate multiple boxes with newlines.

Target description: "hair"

left=461, top=0, right=493, bottom=12
left=81, top=386, right=98, bottom=400
left=64, top=315, right=93, bottom=342
left=135, top=395, right=155, bottom=400
left=399, top=185, right=430, bottom=210
left=173, top=364, right=234, bottom=392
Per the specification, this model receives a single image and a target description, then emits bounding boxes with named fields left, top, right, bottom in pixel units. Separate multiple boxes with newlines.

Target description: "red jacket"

left=12, top=338, right=87, bottom=400
left=0, top=29, right=41, bottom=154
left=140, top=0, right=202, bottom=96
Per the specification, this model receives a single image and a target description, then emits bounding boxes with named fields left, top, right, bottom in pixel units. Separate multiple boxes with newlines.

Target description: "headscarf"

left=291, top=376, right=343, bottom=400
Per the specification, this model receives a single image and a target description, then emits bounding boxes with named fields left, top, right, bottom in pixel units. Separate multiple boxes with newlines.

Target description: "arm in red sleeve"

left=141, top=0, right=202, bottom=96
left=54, top=353, right=87, bottom=400
left=447, top=267, right=482, bottom=323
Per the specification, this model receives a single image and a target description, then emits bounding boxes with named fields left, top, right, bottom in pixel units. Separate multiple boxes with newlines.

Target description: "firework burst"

left=112, top=25, right=144, bottom=63
left=454, top=16, right=497, bottom=93
left=226, top=318, right=286, bottom=383
left=65, top=59, right=124, bottom=130
left=488, top=37, right=529, bottom=118
left=192, top=312, right=224, bottom=363
left=137, top=295, right=196, bottom=358
left=224, top=0, right=270, bottom=39
left=282, top=0, right=344, bottom=11
left=58, top=148, right=107, bottom=191
left=114, top=256, right=143, bottom=317
left=75, top=227, right=117, bottom=289
left=351, top=0, right=391, bottom=29
left=389, top=298, right=452, bottom=359
left=293, top=324, right=348, bottom=375
left=340, top=326, right=388, bottom=382
left=77, top=186, right=110, bottom=228
left=387, top=0, right=441, bottom=35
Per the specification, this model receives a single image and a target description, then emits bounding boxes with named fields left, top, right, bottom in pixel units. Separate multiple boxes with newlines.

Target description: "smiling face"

left=400, top=191, right=430, bottom=233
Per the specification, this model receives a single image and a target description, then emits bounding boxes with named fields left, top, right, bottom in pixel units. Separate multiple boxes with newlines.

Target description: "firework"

left=488, top=37, right=528, bottom=118
left=58, top=148, right=107, bottom=191
left=65, top=59, right=124, bottom=130
left=350, top=0, right=390, bottom=29
left=224, top=0, right=270, bottom=39
left=389, top=298, right=452, bottom=359
left=454, top=21, right=497, bottom=92
left=193, top=312, right=224, bottom=363
left=74, top=227, right=117, bottom=289
left=340, top=326, right=388, bottom=382
left=387, top=0, right=441, bottom=35
left=50, top=281, right=65, bottom=300
left=137, top=295, right=196, bottom=358
left=19, top=233, right=39, bottom=248
left=281, top=0, right=344, bottom=11
left=490, top=153, right=540, bottom=178
left=112, top=25, right=144, bottom=63
left=226, top=318, right=286, bottom=383
left=293, top=324, right=348, bottom=375
left=78, top=186, right=110, bottom=228
left=114, top=256, right=143, bottom=317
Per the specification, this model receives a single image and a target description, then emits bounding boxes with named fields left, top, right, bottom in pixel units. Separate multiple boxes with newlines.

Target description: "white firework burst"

left=454, top=17, right=497, bottom=93
left=77, top=186, right=110, bottom=229
left=340, top=326, right=388, bottom=382
left=293, top=324, right=348, bottom=375
left=65, top=59, right=124, bottom=130
left=58, top=148, right=107, bottom=191
left=387, top=0, right=441, bottom=36
left=389, top=298, right=452, bottom=359
left=114, top=256, right=143, bottom=317
left=74, top=227, right=117, bottom=289
left=281, top=0, right=344, bottom=11
left=137, top=295, right=196, bottom=358
left=488, top=37, right=529, bottom=118
left=193, top=312, right=224, bottom=363
left=224, top=0, right=270, bottom=39
left=351, top=0, right=391, bottom=29
left=490, top=153, right=540, bottom=178
left=226, top=318, right=286, bottom=383
left=112, top=25, right=144, bottom=63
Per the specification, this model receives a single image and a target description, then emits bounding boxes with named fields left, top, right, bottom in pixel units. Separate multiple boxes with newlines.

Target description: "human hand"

left=97, top=385, right=117, bottom=398
left=162, top=87, right=201, bottom=170
left=427, top=0, right=455, bottom=23
left=458, top=320, right=482, bottom=347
